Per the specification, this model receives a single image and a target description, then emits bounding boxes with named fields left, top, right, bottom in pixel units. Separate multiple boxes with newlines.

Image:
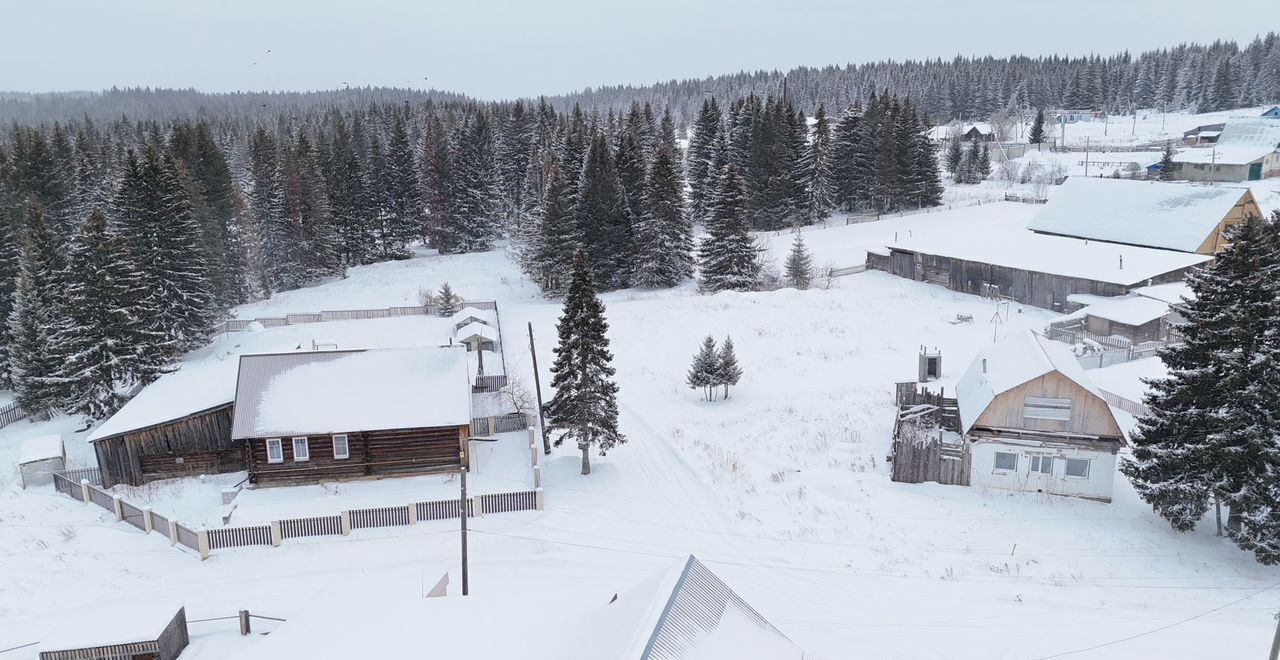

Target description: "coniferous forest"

left=0, top=32, right=1277, bottom=423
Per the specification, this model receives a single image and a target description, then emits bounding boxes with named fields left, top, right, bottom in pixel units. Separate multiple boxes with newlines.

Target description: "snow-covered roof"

left=956, top=331, right=1107, bottom=434
left=1133, top=282, right=1194, bottom=305
left=230, top=347, right=471, bottom=439
left=1172, top=144, right=1276, bottom=165
left=88, top=358, right=239, bottom=442
left=559, top=555, right=802, bottom=660
left=1025, top=177, right=1248, bottom=252
left=39, top=603, right=183, bottom=651
left=450, top=306, right=492, bottom=325
left=885, top=203, right=1211, bottom=285
left=1218, top=117, right=1280, bottom=146
left=466, top=349, right=505, bottom=379
left=1080, top=295, right=1171, bottom=326
left=455, top=321, right=497, bottom=341
left=19, top=434, right=63, bottom=464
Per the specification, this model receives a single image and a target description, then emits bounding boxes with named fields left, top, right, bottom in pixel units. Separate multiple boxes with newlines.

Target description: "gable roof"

left=1026, top=177, right=1249, bottom=252
left=450, top=306, right=493, bottom=326
left=87, top=358, right=239, bottom=442
left=456, top=321, right=497, bottom=341
left=230, top=347, right=471, bottom=439
left=559, top=555, right=803, bottom=660
left=956, top=331, right=1109, bottom=434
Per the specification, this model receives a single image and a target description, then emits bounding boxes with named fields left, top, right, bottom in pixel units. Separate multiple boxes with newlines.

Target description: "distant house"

left=455, top=321, right=498, bottom=352
left=957, top=331, right=1125, bottom=502
left=1171, top=118, right=1280, bottom=181
left=450, top=306, right=493, bottom=331
left=1261, top=106, right=1280, bottom=119
left=231, top=347, right=472, bottom=486
left=89, top=359, right=241, bottom=489
left=1054, top=109, right=1104, bottom=123
left=1182, top=122, right=1225, bottom=145
left=1026, top=177, right=1261, bottom=254
left=38, top=605, right=189, bottom=660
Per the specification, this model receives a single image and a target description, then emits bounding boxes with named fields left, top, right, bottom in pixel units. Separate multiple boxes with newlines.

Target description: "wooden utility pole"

left=1269, top=612, right=1280, bottom=660
left=460, top=458, right=469, bottom=596
left=528, top=322, right=550, bottom=455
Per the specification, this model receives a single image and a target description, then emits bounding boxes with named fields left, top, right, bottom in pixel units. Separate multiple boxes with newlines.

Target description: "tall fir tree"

left=545, top=251, right=624, bottom=475
left=441, top=111, right=501, bottom=253
left=801, top=104, right=835, bottom=222
left=698, top=164, right=761, bottom=292
left=631, top=134, right=693, bottom=289
left=531, top=159, right=580, bottom=296
left=380, top=112, right=423, bottom=258
left=249, top=129, right=298, bottom=293
left=1028, top=109, right=1047, bottom=146
left=574, top=131, right=631, bottom=289
left=687, top=98, right=722, bottom=225
left=1157, top=142, right=1177, bottom=181
left=7, top=201, right=69, bottom=415
left=784, top=231, right=814, bottom=289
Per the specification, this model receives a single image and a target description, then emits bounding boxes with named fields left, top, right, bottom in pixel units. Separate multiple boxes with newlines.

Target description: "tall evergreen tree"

left=249, top=129, right=297, bottom=293
left=283, top=130, right=342, bottom=284
left=574, top=131, right=631, bottom=288
left=380, top=113, right=423, bottom=257
left=528, top=159, right=580, bottom=296
left=630, top=136, right=693, bottom=289
left=1028, top=109, right=1047, bottom=146
left=1157, top=142, right=1177, bottom=181
left=545, top=251, right=624, bottom=475
left=784, top=231, right=814, bottom=289
left=687, top=98, right=722, bottom=225
left=441, top=111, right=501, bottom=253
left=7, top=201, right=68, bottom=415
left=698, top=165, right=761, bottom=292
left=801, top=104, right=835, bottom=222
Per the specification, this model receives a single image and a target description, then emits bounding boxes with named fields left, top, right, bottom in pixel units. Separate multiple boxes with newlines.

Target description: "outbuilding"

left=1171, top=118, right=1280, bottom=182
left=38, top=605, right=189, bottom=660
left=19, top=435, right=65, bottom=488
left=957, top=331, right=1125, bottom=502
left=455, top=321, right=498, bottom=352
left=231, top=347, right=472, bottom=486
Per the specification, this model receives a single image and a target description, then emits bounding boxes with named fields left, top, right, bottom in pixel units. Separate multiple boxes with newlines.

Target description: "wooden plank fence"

left=207, top=525, right=273, bottom=549
left=0, top=400, right=24, bottom=428
left=890, top=437, right=971, bottom=486
left=151, top=511, right=171, bottom=535
left=120, top=500, right=148, bottom=531
left=175, top=523, right=200, bottom=552
left=349, top=505, right=411, bottom=530
left=417, top=497, right=471, bottom=521
left=471, top=412, right=531, bottom=436
left=280, top=514, right=343, bottom=540
left=62, top=467, right=102, bottom=485
left=87, top=484, right=115, bottom=510
left=52, top=472, right=81, bottom=499
left=477, top=491, right=538, bottom=514
left=1099, top=389, right=1153, bottom=418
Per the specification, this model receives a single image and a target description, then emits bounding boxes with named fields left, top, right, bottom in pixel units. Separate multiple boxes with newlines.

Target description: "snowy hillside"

left=2, top=201, right=1278, bottom=660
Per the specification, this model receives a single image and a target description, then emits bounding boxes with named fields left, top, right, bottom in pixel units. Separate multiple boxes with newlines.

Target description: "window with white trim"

left=266, top=438, right=283, bottom=464
left=1065, top=458, right=1090, bottom=478
left=1029, top=455, right=1054, bottom=474
left=994, top=452, right=1018, bottom=471
left=292, top=437, right=310, bottom=462
left=1023, top=396, right=1072, bottom=422
left=332, top=434, right=349, bottom=460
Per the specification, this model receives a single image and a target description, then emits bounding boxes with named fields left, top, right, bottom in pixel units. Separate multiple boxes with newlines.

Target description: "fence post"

left=473, top=496, right=484, bottom=517
left=143, top=507, right=154, bottom=533
left=79, top=479, right=91, bottom=504
left=269, top=521, right=282, bottom=547
left=168, top=520, right=178, bottom=545
left=239, top=610, right=251, bottom=635
left=112, top=494, right=124, bottom=521
left=535, top=487, right=545, bottom=511
left=197, top=530, right=210, bottom=561
left=407, top=503, right=418, bottom=525
left=533, top=465, right=542, bottom=489
left=487, top=417, right=495, bottom=436
left=340, top=511, right=351, bottom=536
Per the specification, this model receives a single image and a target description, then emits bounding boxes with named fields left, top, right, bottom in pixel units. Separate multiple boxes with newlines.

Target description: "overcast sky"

left=2, top=0, right=1278, bottom=100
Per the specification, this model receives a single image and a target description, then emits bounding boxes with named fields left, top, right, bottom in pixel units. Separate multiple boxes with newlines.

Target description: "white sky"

left=1, top=0, right=1278, bottom=100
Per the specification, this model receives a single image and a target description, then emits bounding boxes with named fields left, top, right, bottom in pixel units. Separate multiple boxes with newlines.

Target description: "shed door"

left=1249, top=162, right=1263, bottom=181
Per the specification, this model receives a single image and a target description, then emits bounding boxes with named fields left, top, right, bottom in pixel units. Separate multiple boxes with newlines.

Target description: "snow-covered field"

left=2, top=200, right=1279, bottom=660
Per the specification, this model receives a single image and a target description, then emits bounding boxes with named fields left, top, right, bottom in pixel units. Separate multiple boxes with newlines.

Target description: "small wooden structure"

left=917, top=347, right=942, bottom=382
left=19, top=435, right=65, bottom=488
left=455, top=321, right=498, bottom=352
left=232, top=348, right=472, bottom=487
left=39, top=606, right=189, bottom=660
left=92, top=403, right=239, bottom=489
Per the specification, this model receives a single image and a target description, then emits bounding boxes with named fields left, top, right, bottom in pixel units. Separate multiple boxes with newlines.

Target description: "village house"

left=1182, top=122, right=1225, bottom=145
left=1171, top=117, right=1280, bottom=182
left=455, top=320, right=498, bottom=352
left=957, top=331, right=1125, bottom=502
left=450, top=306, right=494, bottom=330
left=1053, top=109, right=1104, bottom=123
left=231, top=347, right=472, bottom=487
left=1025, top=177, right=1261, bottom=254
left=1261, top=106, right=1280, bottom=119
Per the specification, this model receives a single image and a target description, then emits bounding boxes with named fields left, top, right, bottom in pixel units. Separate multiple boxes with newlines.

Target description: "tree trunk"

left=579, top=442, right=591, bottom=475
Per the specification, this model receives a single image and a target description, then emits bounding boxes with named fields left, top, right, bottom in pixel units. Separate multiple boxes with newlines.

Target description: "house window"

left=1023, top=397, right=1072, bottom=422
left=266, top=438, right=283, bottom=464
left=994, top=452, right=1018, bottom=471
left=332, top=434, right=349, bottom=460
left=1065, top=458, right=1090, bottom=478
left=292, top=437, right=310, bottom=462
left=1029, top=455, right=1054, bottom=474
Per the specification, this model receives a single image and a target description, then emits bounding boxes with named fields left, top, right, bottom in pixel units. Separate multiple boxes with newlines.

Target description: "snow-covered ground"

left=1004, top=105, right=1278, bottom=148
left=2, top=201, right=1278, bottom=660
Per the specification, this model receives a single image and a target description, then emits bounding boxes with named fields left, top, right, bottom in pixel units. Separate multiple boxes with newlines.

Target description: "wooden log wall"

left=246, top=425, right=468, bottom=487
left=95, top=405, right=241, bottom=488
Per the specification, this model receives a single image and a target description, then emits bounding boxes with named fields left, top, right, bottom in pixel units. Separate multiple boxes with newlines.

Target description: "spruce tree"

left=686, top=335, right=719, bottom=401
left=945, top=134, right=963, bottom=174
left=1028, top=109, right=1047, bottom=146
left=249, top=129, right=297, bottom=293
left=436, top=282, right=462, bottom=316
left=1157, top=143, right=1177, bottom=181
left=1122, top=213, right=1280, bottom=563
left=381, top=113, right=423, bottom=257
left=284, top=130, right=342, bottom=285
left=531, top=159, right=580, bottom=296
left=687, top=98, right=722, bottom=225
left=0, top=146, right=21, bottom=388
left=829, top=104, right=865, bottom=210
left=802, top=104, right=835, bottom=222
left=716, top=336, right=743, bottom=400
left=631, top=139, right=693, bottom=289
left=698, top=165, right=761, bottom=292
left=545, top=251, right=624, bottom=475
left=442, top=111, right=501, bottom=253
left=976, top=143, right=992, bottom=182
left=784, top=231, right=814, bottom=289
left=8, top=201, right=68, bottom=415
left=574, top=131, right=631, bottom=289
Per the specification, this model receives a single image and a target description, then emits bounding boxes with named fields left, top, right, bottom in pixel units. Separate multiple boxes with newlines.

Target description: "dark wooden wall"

left=866, top=247, right=1196, bottom=312
left=246, top=425, right=468, bottom=486
left=95, top=405, right=240, bottom=488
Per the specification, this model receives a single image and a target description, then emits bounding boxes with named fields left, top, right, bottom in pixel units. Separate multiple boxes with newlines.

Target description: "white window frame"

left=1029, top=455, right=1054, bottom=475
left=332, top=434, right=349, bottom=460
left=266, top=438, right=283, bottom=464
left=1065, top=458, right=1091, bottom=479
left=993, top=451, right=1018, bottom=472
left=292, top=437, right=310, bottom=462
left=1023, top=396, right=1073, bottom=422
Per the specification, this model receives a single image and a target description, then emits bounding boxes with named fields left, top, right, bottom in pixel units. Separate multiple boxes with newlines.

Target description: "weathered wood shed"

left=232, top=347, right=472, bottom=487
left=38, top=605, right=189, bottom=660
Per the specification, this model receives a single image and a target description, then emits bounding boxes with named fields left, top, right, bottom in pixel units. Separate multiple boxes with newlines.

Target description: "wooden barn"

left=38, top=605, right=189, bottom=660
left=1026, top=178, right=1261, bottom=254
left=957, top=331, right=1124, bottom=502
left=231, top=347, right=473, bottom=487
left=89, top=360, right=241, bottom=488
left=865, top=207, right=1210, bottom=312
